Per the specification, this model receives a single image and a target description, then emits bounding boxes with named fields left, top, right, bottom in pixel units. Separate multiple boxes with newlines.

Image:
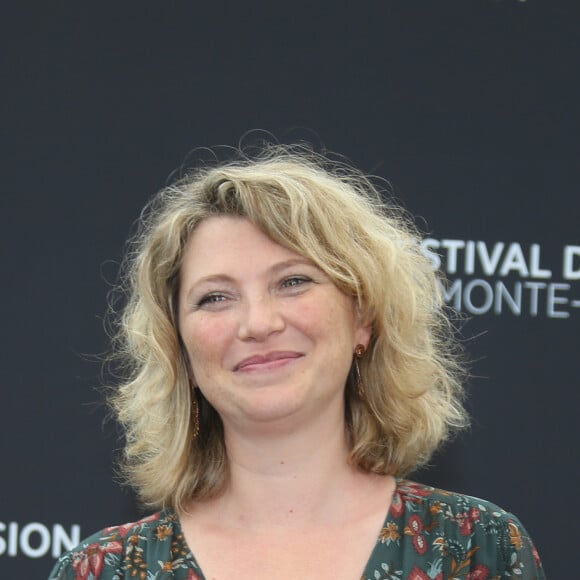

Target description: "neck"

left=214, top=409, right=364, bottom=527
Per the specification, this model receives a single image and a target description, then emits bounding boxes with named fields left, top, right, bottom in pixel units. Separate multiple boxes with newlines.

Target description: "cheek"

left=326, top=299, right=358, bottom=336
left=297, top=298, right=357, bottom=348
left=182, top=317, right=233, bottom=372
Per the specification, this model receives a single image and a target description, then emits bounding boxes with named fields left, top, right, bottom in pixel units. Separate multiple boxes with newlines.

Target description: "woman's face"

left=178, top=216, right=371, bottom=433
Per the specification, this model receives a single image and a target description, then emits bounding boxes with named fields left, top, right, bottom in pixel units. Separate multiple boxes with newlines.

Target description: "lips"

left=233, top=351, right=303, bottom=372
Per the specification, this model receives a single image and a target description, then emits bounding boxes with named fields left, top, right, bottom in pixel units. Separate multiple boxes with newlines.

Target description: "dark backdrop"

left=1, top=2, right=578, bottom=577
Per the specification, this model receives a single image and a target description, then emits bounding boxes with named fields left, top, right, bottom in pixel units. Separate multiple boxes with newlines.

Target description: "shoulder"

left=393, top=478, right=512, bottom=521
left=48, top=510, right=191, bottom=580
left=387, top=479, right=545, bottom=577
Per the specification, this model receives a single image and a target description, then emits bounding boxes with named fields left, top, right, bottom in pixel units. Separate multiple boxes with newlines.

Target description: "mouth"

left=233, top=351, right=304, bottom=372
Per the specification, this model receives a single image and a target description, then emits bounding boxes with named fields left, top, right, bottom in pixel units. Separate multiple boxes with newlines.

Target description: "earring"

left=191, top=385, right=200, bottom=440
left=354, top=344, right=366, bottom=398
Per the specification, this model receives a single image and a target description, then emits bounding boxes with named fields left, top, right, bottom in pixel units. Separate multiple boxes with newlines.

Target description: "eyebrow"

left=183, top=258, right=318, bottom=299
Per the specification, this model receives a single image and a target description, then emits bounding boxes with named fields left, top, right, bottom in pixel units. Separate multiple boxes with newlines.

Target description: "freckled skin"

left=178, top=216, right=371, bottom=434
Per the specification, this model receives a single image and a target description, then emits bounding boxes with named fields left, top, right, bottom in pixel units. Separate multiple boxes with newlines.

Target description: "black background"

left=1, top=2, right=578, bottom=577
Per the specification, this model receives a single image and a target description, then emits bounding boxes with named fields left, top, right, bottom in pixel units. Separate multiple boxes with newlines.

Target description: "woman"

left=50, top=145, right=545, bottom=579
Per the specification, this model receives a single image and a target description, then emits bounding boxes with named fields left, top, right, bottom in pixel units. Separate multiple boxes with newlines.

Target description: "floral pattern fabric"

left=49, top=479, right=545, bottom=579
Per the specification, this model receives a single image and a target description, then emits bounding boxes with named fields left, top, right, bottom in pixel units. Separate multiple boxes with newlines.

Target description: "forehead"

left=180, top=216, right=305, bottom=276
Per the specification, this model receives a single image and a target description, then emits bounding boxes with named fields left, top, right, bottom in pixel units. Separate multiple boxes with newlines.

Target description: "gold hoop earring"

left=354, top=344, right=366, bottom=398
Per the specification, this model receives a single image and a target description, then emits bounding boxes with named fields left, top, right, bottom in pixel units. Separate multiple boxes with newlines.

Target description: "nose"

left=237, top=293, right=285, bottom=341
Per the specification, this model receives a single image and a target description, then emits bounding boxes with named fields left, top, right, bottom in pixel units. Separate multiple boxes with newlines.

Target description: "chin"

left=236, top=390, right=307, bottom=425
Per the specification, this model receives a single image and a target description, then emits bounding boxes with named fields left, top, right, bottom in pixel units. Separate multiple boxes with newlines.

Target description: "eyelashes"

left=196, top=293, right=228, bottom=308
left=281, top=275, right=312, bottom=289
left=194, top=275, right=315, bottom=310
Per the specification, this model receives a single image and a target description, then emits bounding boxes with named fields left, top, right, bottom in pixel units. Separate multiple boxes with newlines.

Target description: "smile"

left=233, top=351, right=304, bottom=372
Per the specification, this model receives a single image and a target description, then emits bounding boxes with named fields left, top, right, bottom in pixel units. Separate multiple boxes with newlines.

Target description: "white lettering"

left=0, top=521, right=82, bottom=559
left=20, top=523, right=51, bottom=558
left=439, top=278, right=462, bottom=310
left=421, top=238, right=441, bottom=270
left=494, top=281, right=522, bottom=315
left=522, top=281, right=547, bottom=316
left=477, top=241, right=505, bottom=276
left=563, top=246, right=580, bottom=280
left=438, top=278, right=575, bottom=318
left=52, top=524, right=81, bottom=558
left=8, top=522, right=17, bottom=557
left=440, top=239, right=465, bottom=274
left=547, top=283, right=570, bottom=318
left=463, top=279, right=494, bottom=314
left=423, top=239, right=577, bottom=319
left=499, top=243, right=529, bottom=277
left=529, top=244, right=552, bottom=278
left=465, top=240, right=476, bottom=275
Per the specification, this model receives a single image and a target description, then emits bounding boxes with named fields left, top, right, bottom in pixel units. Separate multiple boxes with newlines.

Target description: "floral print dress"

left=49, top=479, right=545, bottom=579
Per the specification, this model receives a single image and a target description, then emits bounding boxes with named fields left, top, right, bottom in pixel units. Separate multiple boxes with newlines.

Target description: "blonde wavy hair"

left=109, top=144, right=468, bottom=512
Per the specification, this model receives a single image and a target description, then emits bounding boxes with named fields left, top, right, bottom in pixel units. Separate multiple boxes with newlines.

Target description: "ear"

left=354, top=305, right=373, bottom=349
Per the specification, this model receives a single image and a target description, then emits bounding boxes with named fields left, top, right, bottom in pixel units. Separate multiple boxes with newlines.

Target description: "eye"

left=196, top=293, right=227, bottom=308
left=281, top=276, right=311, bottom=289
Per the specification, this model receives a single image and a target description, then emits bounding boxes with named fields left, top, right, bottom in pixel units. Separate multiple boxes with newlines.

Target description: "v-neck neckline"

left=172, top=477, right=403, bottom=580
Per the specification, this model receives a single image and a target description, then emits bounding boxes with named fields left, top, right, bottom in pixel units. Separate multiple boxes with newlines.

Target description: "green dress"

left=49, top=479, right=545, bottom=579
